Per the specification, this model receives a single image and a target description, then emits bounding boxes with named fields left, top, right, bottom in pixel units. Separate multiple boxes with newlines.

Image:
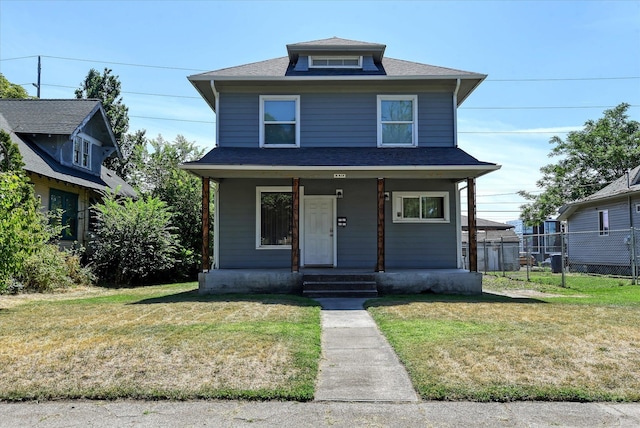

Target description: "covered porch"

left=182, top=147, right=499, bottom=295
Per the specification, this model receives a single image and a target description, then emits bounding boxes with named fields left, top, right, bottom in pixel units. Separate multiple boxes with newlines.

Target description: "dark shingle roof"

left=186, top=146, right=495, bottom=167
left=557, top=166, right=640, bottom=220
left=0, top=101, right=135, bottom=197
left=190, top=56, right=482, bottom=79
left=0, top=99, right=102, bottom=135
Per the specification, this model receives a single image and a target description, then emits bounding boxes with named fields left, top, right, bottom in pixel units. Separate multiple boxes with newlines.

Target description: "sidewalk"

left=314, top=297, right=419, bottom=402
left=1, top=400, right=639, bottom=427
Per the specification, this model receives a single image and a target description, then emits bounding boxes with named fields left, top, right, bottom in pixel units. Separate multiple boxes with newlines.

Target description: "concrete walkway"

left=313, top=297, right=419, bottom=402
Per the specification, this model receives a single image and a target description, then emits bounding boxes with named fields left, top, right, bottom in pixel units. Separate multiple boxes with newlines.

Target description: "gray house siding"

left=566, top=197, right=640, bottom=270
left=217, top=178, right=457, bottom=269
left=217, top=91, right=454, bottom=148
left=385, top=179, right=458, bottom=268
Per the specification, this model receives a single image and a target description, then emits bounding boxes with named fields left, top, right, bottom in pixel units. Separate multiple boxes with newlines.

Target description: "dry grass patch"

left=368, top=293, right=640, bottom=401
left=0, top=283, right=321, bottom=401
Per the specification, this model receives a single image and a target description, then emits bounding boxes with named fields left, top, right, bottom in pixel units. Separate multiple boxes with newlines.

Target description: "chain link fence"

left=464, top=227, right=640, bottom=287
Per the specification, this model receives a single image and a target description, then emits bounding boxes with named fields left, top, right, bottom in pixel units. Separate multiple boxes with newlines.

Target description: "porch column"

left=467, top=177, right=478, bottom=272
left=201, top=177, right=210, bottom=272
left=376, top=178, right=385, bottom=272
left=291, top=178, right=300, bottom=272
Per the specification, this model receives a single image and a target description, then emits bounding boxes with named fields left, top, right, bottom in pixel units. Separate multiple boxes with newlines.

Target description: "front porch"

left=198, top=268, right=483, bottom=296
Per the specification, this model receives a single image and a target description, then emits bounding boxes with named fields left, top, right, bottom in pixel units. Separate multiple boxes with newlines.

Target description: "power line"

left=130, top=115, right=214, bottom=124
left=3, top=54, right=638, bottom=82
left=486, top=76, right=640, bottom=82
left=461, top=104, right=640, bottom=110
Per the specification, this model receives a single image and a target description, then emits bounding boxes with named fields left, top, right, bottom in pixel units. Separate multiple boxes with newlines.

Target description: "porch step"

left=302, top=274, right=378, bottom=298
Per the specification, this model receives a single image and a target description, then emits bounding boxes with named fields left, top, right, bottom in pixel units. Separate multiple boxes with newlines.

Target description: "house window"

left=309, top=56, right=362, bottom=68
left=392, top=191, right=449, bottom=223
left=256, top=186, right=292, bottom=248
left=49, top=189, right=78, bottom=241
left=377, top=95, right=418, bottom=147
left=260, top=95, right=300, bottom=147
left=598, top=210, right=609, bottom=236
left=73, top=136, right=91, bottom=168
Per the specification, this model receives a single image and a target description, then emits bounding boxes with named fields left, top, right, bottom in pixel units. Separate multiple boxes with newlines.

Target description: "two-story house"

left=183, top=37, right=500, bottom=295
left=0, top=99, right=136, bottom=248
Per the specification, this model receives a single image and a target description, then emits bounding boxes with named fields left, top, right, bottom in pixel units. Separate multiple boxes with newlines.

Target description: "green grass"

left=0, top=283, right=321, bottom=401
left=367, top=280, right=640, bottom=402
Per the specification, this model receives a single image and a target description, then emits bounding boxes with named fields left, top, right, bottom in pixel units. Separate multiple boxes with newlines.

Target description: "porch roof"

left=181, top=146, right=500, bottom=180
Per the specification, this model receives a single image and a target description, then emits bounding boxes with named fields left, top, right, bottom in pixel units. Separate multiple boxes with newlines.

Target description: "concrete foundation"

left=199, top=269, right=482, bottom=295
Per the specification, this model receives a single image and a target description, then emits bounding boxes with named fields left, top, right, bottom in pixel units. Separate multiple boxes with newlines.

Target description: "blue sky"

left=1, top=0, right=639, bottom=222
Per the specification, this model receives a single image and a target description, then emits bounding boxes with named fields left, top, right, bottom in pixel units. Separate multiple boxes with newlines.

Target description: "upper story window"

left=309, top=56, right=362, bottom=68
left=260, top=95, right=300, bottom=148
left=73, top=135, right=92, bottom=169
left=377, top=95, right=418, bottom=147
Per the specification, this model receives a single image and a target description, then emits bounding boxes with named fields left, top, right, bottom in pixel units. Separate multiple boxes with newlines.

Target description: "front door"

left=304, top=197, right=334, bottom=266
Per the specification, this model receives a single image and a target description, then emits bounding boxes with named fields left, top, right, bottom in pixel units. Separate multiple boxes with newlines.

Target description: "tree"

left=90, top=190, right=179, bottom=286
left=520, top=103, right=640, bottom=224
left=134, top=135, right=206, bottom=279
left=75, top=68, right=129, bottom=164
left=0, top=129, right=25, bottom=172
left=0, top=73, right=30, bottom=99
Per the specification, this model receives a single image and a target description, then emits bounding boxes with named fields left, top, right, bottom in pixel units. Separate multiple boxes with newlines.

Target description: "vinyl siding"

left=217, top=91, right=455, bottom=148
left=385, top=179, right=458, bottom=268
left=566, top=197, right=639, bottom=266
left=217, top=178, right=459, bottom=269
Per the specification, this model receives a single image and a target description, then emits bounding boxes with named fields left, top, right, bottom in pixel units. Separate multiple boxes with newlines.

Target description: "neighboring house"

left=461, top=216, right=519, bottom=271
left=0, top=99, right=136, bottom=248
left=508, top=218, right=562, bottom=261
left=183, top=37, right=500, bottom=295
left=558, top=166, right=640, bottom=275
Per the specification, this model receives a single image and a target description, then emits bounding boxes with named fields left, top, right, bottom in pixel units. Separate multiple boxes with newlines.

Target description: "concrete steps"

left=302, top=273, right=378, bottom=298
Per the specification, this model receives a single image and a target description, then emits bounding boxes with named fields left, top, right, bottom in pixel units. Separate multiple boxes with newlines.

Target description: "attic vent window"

left=309, top=56, right=362, bottom=68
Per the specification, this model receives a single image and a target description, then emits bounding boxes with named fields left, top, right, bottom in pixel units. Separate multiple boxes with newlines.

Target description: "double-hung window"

left=392, top=191, right=449, bottom=223
left=260, top=95, right=300, bottom=147
left=598, top=210, right=609, bottom=236
left=256, top=186, right=293, bottom=248
left=73, top=135, right=91, bottom=169
left=377, top=95, right=418, bottom=147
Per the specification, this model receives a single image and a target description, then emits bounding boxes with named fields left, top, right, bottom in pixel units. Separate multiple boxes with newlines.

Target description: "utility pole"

left=32, top=56, right=41, bottom=98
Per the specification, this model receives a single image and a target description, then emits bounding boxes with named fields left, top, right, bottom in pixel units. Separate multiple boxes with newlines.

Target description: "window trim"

left=73, top=134, right=95, bottom=169
left=392, top=191, right=449, bottom=223
left=598, top=209, right=609, bottom=236
left=309, top=55, right=363, bottom=69
left=377, top=95, right=418, bottom=147
left=256, top=186, right=293, bottom=250
left=259, top=95, right=301, bottom=148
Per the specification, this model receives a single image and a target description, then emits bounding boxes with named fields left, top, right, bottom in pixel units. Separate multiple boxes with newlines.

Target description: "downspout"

left=211, top=81, right=220, bottom=148
left=453, top=78, right=461, bottom=148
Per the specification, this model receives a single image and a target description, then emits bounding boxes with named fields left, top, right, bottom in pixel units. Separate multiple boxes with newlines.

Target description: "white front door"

left=304, top=197, right=335, bottom=266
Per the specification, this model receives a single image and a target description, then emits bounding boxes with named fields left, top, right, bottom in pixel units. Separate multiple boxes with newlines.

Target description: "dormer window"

left=73, top=135, right=92, bottom=169
left=309, top=56, right=362, bottom=69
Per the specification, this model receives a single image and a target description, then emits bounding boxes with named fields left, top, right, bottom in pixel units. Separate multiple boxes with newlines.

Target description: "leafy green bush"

left=90, top=189, right=179, bottom=286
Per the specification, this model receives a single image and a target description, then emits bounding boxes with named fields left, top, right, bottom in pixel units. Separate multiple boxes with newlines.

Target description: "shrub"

left=90, top=190, right=179, bottom=286
left=18, top=244, right=94, bottom=292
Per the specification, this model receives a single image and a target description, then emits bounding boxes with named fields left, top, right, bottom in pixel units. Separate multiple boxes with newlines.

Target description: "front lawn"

left=367, top=278, right=640, bottom=402
left=0, top=283, right=321, bottom=401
